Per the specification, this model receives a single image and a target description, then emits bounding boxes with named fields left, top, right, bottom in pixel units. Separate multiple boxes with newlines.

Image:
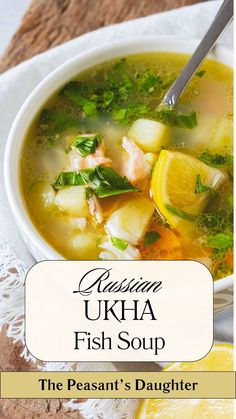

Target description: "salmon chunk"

left=121, top=136, right=150, bottom=183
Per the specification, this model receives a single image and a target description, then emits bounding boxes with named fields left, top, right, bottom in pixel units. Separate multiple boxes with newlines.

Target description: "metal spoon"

left=162, top=0, right=233, bottom=108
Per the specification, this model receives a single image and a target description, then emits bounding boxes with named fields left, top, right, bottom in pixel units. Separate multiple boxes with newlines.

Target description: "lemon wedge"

left=137, top=343, right=233, bottom=419
left=165, top=343, right=233, bottom=372
left=151, top=150, right=226, bottom=228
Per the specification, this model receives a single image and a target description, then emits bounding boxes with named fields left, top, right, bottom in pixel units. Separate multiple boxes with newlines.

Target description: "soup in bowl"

left=5, top=37, right=233, bottom=287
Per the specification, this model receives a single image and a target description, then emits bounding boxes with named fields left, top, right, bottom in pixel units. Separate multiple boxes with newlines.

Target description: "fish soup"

left=20, top=53, right=233, bottom=280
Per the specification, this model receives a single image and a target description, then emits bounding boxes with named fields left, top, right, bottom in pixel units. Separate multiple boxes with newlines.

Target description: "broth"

left=20, top=53, right=233, bottom=280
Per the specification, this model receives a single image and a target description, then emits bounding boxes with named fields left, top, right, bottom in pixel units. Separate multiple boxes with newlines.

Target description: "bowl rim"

left=4, top=35, right=234, bottom=293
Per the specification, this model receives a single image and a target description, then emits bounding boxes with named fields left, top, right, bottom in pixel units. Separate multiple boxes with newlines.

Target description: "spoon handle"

left=163, top=0, right=233, bottom=107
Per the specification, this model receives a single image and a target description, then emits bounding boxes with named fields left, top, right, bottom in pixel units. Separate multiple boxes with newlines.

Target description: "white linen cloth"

left=0, top=1, right=233, bottom=417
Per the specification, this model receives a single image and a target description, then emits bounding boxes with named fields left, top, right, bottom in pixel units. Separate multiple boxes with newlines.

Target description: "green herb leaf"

left=127, top=103, right=149, bottom=117
left=111, top=236, right=128, bottom=251
left=103, top=91, right=114, bottom=107
left=165, top=204, right=196, bottom=222
left=195, top=174, right=212, bottom=194
left=138, top=71, right=162, bottom=92
left=92, top=166, right=140, bottom=198
left=39, top=108, right=81, bottom=134
left=198, top=150, right=233, bottom=168
left=144, top=231, right=161, bottom=247
left=73, top=134, right=101, bottom=157
left=54, top=165, right=140, bottom=197
left=196, top=70, right=206, bottom=78
left=207, top=233, right=233, bottom=249
left=121, top=74, right=132, bottom=90
left=156, top=109, right=198, bottom=129
left=61, top=82, right=97, bottom=117
left=155, top=109, right=176, bottom=125
left=112, top=108, right=127, bottom=121
left=177, top=111, right=198, bottom=129
left=53, top=171, right=86, bottom=189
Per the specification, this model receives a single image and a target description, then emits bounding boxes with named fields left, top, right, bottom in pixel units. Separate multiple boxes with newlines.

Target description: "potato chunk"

left=31, top=181, right=55, bottom=209
left=211, top=115, right=233, bottom=149
left=105, top=197, right=154, bottom=245
left=71, top=232, right=98, bottom=259
left=128, top=118, right=169, bottom=152
left=55, top=186, right=88, bottom=216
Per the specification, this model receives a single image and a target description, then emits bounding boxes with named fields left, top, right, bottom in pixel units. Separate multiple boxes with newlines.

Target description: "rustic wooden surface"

left=0, top=0, right=205, bottom=417
left=0, top=0, right=206, bottom=73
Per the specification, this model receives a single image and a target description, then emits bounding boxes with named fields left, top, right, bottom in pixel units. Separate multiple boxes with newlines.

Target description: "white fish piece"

left=105, top=197, right=154, bottom=245
left=121, top=136, right=150, bottom=183
left=99, top=238, right=140, bottom=260
left=87, top=195, right=103, bottom=224
left=67, top=142, right=111, bottom=171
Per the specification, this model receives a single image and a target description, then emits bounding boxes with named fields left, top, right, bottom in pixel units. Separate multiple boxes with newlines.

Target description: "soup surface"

left=21, top=53, right=233, bottom=280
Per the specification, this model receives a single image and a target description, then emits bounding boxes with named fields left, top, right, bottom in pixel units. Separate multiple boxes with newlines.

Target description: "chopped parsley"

left=53, top=165, right=140, bottom=198
left=53, top=170, right=90, bottom=189
left=207, top=233, right=233, bottom=250
left=111, top=236, right=128, bottom=251
left=155, top=109, right=198, bottom=129
left=195, top=174, right=212, bottom=194
left=60, top=81, right=97, bottom=117
left=198, top=150, right=233, bottom=168
left=196, top=70, right=206, bottom=78
left=39, top=108, right=81, bottom=135
left=137, top=70, right=163, bottom=92
left=72, top=134, right=101, bottom=157
left=165, top=204, right=196, bottom=222
left=144, top=231, right=161, bottom=247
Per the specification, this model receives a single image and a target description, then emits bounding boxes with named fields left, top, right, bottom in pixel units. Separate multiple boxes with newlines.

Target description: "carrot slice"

left=225, top=250, right=233, bottom=269
left=141, top=225, right=183, bottom=260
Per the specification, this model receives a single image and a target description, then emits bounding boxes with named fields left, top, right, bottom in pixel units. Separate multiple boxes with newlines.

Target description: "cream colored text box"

left=25, top=261, right=213, bottom=362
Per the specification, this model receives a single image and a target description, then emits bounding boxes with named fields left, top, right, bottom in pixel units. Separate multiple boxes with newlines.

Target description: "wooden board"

left=0, top=0, right=205, bottom=417
left=0, top=0, right=206, bottom=73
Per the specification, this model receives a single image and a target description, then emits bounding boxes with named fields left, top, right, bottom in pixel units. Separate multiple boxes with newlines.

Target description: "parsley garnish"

left=144, top=231, right=161, bottom=247
left=165, top=204, right=196, bottom=222
left=196, top=70, right=206, bottom=78
left=156, top=110, right=198, bottom=129
left=72, top=134, right=101, bottom=157
left=53, top=170, right=91, bottom=189
left=111, top=236, right=128, bottom=251
left=137, top=71, right=162, bottom=92
left=103, top=91, right=114, bottom=107
left=39, top=108, right=81, bottom=135
left=195, top=174, right=212, bottom=194
left=198, top=150, right=233, bottom=168
left=112, top=108, right=127, bottom=121
left=61, top=81, right=97, bottom=117
left=54, top=165, right=140, bottom=198
left=177, top=112, right=198, bottom=129
left=207, top=233, right=233, bottom=250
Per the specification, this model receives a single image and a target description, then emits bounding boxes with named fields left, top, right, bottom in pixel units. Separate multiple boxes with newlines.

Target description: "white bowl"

left=4, top=36, right=233, bottom=293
